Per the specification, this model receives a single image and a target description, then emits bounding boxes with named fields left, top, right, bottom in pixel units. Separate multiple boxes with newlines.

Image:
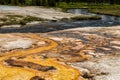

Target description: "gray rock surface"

left=70, top=55, right=120, bottom=80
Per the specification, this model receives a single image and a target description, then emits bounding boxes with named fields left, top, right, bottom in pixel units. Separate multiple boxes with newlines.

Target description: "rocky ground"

left=45, top=26, right=120, bottom=80
left=0, top=26, right=119, bottom=80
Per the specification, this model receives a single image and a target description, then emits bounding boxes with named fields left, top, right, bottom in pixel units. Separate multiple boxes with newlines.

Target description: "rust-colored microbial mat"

left=0, top=34, right=87, bottom=80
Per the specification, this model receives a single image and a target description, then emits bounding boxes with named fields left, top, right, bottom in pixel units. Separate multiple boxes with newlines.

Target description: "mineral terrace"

left=0, top=26, right=120, bottom=80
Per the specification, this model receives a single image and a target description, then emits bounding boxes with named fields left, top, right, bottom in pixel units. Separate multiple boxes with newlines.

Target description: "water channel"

left=0, top=6, right=120, bottom=33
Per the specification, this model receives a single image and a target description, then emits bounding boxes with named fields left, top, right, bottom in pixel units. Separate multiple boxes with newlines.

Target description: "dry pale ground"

left=0, top=6, right=80, bottom=20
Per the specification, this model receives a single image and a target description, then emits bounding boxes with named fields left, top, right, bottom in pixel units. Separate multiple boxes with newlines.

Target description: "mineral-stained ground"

left=0, top=26, right=120, bottom=80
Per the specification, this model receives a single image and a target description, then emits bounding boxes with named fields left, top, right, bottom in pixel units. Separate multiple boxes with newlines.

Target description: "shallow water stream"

left=0, top=6, right=120, bottom=33
left=67, top=8, right=120, bottom=25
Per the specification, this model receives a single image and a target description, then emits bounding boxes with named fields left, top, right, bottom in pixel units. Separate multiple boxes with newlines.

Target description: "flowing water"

left=67, top=8, right=89, bottom=14
left=67, top=8, right=120, bottom=25
left=0, top=7, right=120, bottom=33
